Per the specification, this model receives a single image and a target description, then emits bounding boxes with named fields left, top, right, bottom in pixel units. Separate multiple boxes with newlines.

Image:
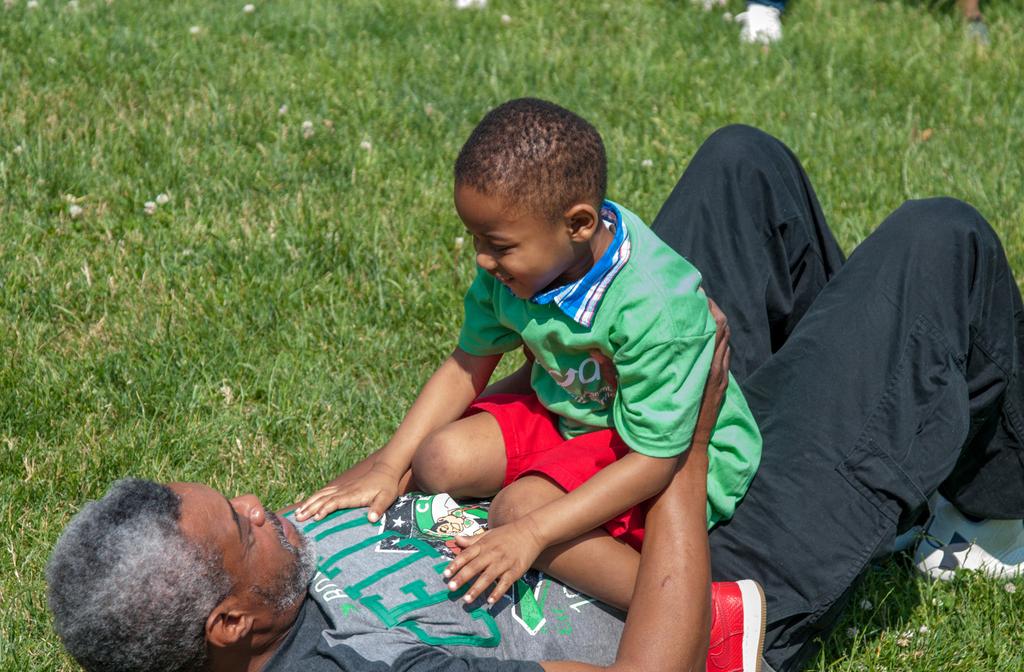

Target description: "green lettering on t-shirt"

left=512, top=577, right=550, bottom=636
left=320, top=531, right=401, bottom=580
left=399, top=607, right=502, bottom=648
left=345, top=537, right=440, bottom=598
left=358, top=560, right=456, bottom=628
left=359, top=577, right=449, bottom=628
left=353, top=545, right=501, bottom=648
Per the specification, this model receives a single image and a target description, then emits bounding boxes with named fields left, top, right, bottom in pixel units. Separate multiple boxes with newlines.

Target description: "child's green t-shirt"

left=458, top=202, right=762, bottom=527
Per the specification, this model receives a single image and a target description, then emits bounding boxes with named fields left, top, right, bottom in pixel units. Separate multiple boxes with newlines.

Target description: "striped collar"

left=530, top=200, right=631, bottom=327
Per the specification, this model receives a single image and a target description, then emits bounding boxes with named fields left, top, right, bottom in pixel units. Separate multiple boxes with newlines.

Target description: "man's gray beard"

left=251, top=511, right=318, bottom=613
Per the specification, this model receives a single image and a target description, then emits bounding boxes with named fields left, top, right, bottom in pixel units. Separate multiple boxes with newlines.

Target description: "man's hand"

left=697, top=296, right=731, bottom=447
left=442, top=519, right=545, bottom=605
left=294, top=462, right=400, bottom=523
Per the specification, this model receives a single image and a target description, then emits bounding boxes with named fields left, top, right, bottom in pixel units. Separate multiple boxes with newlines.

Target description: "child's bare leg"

left=489, top=474, right=641, bottom=611
left=411, top=411, right=507, bottom=498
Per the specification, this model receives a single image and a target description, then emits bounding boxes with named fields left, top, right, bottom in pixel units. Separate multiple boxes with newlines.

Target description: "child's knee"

left=411, top=429, right=468, bottom=493
left=488, top=488, right=526, bottom=528
left=489, top=476, right=563, bottom=528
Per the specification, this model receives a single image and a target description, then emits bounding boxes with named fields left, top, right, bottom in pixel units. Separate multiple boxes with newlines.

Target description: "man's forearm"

left=616, top=449, right=711, bottom=672
left=541, top=448, right=711, bottom=672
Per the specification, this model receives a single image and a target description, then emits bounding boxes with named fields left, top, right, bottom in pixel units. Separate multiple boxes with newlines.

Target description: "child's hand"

left=294, top=464, right=399, bottom=523
left=442, top=520, right=545, bottom=606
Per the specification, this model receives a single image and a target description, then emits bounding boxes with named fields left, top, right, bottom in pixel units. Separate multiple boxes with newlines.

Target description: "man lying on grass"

left=48, top=122, right=1024, bottom=672
left=47, top=328, right=768, bottom=672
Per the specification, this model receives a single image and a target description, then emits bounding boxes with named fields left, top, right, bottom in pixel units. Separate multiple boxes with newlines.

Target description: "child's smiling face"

left=455, top=183, right=607, bottom=300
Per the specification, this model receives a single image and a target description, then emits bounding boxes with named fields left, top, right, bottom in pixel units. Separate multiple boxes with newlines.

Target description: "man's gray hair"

left=46, top=479, right=232, bottom=672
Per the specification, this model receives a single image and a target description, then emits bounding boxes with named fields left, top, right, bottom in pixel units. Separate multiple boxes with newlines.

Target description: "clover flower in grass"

left=918, top=625, right=929, bottom=635
left=278, top=104, right=288, bottom=116
left=500, top=14, right=511, bottom=25
left=27, top=0, right=39, bottom=9
left=143, top=200, right=157, bottom=216
left=3, top=0, right=14, bottom=10
left=454, top=0, right=486, bottom=8
left=243, top=3, right=255, bottom=13
left=301, top=120, right=315, bottom=139
left=359, top=139, right=372, bottom=152
left=68, top=204, right=83, bottom=219
left=454, top=236, right=465, bottom=251
left=155, top=192, right=170, bottom=205
left=13, top=144, right=23, bottom=155
left=189, top=25, right=201, bottom=35
left=1006, top=583, right=1017, bottom=594
left=66, top=0, right=78, bottom=10
left=641, top=159, right=653, bottom=168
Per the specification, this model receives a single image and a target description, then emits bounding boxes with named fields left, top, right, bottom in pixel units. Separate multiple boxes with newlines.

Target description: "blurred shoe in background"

left=736, top=2, right=783, bottom=44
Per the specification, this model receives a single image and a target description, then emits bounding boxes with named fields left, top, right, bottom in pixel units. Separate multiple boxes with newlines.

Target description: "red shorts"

left=466, top=393, right=647, bottom=550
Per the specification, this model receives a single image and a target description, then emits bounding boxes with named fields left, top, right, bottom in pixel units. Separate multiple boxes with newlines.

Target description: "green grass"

left=2, top=0, right=1023, bottom=669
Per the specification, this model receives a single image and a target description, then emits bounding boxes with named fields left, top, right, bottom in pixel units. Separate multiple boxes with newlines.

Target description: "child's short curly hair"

left=455, top=98, right=607, bottom=222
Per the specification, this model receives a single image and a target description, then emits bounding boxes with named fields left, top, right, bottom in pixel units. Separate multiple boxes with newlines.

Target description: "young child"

left=296, top=98, right=762, bottom=610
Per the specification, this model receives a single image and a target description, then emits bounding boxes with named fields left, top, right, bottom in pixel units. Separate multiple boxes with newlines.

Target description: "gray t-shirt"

left=263, top=493, right=626, bottom=671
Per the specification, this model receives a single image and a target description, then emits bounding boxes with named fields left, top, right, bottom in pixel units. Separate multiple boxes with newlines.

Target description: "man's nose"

left=233, top=494, right=267, bottom=526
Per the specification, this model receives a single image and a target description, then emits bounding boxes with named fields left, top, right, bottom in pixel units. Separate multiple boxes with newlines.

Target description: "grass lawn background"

left=1, top=0, right=1022, bottom=669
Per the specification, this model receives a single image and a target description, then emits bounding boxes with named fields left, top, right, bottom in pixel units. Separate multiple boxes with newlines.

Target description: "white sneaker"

left=914, top=493, right=1024, bottom=581
left=736, top=3, right=783, bottom=44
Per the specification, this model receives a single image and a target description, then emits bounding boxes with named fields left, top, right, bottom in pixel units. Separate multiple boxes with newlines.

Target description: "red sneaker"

left=707, top=580, right=767, bottom=672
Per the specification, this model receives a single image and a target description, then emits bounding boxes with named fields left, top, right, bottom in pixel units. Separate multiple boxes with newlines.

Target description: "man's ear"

left=563, top=203, right=600, bottom=242
left=205, top=596, right=255, bottom=648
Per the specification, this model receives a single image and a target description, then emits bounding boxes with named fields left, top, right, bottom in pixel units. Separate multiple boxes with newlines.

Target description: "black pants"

left=651, top=125, right=1024, bottom=671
